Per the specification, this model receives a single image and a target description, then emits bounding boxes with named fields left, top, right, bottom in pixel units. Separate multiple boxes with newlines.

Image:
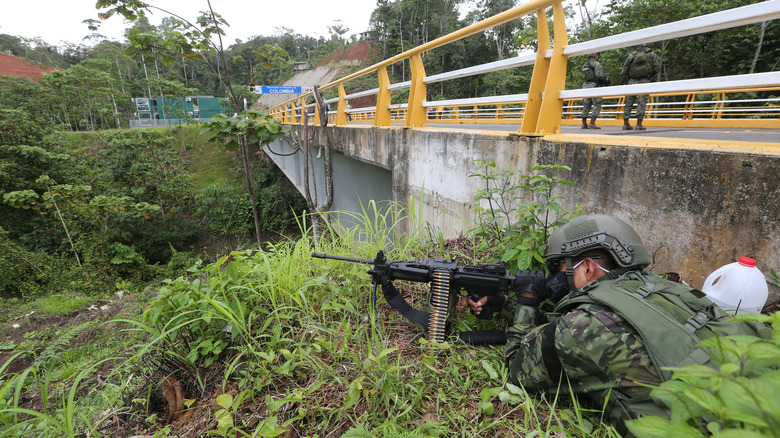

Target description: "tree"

left=599, top=0, right=780, bottom=81
left=0, top=34, right=26, bottom=57
left=199, top=110, right=290, bottom=244
left=97, top=0, right=291, bottom=246
left=476, top=0, right=522, bottom=60
left=44, top=60, right=128, bottom=131
left=328, top=20, right=350, bottom=45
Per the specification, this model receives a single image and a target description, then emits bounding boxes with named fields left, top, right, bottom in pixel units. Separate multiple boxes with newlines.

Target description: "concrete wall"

left=268, top=125, right=780, bottom=302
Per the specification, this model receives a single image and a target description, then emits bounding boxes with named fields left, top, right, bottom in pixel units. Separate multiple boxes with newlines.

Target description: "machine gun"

left=312, top=251, right=541, bottom=344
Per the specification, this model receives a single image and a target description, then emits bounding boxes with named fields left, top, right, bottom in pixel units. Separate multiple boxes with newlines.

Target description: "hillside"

left=254, top=41, right=375, bottom=110
left=0, top=53, right=56, bottom=79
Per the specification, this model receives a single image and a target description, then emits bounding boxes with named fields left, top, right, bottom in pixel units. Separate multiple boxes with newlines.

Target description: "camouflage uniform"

left=620, top=47, right=661, bottom=120
left=581, top=57, right=607, bottom=119
left=505, top=285, right=662, bottom=434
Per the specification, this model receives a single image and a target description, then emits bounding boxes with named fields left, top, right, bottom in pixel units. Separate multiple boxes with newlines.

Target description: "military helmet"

left=544, top=214, right=651, bottom=269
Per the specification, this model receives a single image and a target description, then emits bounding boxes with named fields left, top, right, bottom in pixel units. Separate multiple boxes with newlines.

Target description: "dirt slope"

left=0, top=53, right=56, bottom=79
left=253, top=41, right=374, bottom=110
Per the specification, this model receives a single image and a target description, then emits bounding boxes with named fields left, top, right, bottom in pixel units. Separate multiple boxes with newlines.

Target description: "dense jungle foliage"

left=2, top=0, right=778, bottom=131
left=0, top=120, right=307, bottom=299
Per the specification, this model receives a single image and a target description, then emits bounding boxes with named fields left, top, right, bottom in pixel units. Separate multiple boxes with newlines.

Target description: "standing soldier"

left=620, top=43, right=661, bottom=131
left=581, top=53, right=607, bottom=129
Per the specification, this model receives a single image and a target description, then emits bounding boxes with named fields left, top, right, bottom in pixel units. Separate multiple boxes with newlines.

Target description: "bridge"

left=262, top=0, right=780, bottom=296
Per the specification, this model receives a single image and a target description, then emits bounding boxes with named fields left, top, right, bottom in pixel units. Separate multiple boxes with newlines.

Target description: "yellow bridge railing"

left=269, top=0, right=780, bottom=134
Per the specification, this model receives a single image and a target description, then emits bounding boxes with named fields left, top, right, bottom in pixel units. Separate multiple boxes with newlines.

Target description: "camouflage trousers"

left=623, top=78, right=651, bottom=119
left=581, top=81, right=602, bottom=119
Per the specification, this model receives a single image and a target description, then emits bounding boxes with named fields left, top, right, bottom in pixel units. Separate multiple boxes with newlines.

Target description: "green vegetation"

left=470, top=160, right=581, bottom=272
left=2, top=193, right=777, bottom=436
left=628, top=312, right=780, bottom=438
left=0, top=124, right=306, bottom=300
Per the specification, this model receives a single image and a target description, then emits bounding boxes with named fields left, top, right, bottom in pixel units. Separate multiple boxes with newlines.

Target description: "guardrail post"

left=519, top=8, right=552, bottom=135
left=336, top=83, right=348, bottom=126
left=535, top=2, right=568, bottom=134
left=406, top=53, right=428, bottom=128
left=684, top=94, right=694, bottom=120
left=375, top=66, right=392, bottom=127
left=714, top=92, right=725, bottom=119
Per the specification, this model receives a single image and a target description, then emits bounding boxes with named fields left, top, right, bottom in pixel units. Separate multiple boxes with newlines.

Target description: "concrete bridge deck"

left=346, top=121, right=780, bottom=146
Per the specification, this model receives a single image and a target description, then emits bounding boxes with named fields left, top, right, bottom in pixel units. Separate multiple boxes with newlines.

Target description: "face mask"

left=546, top=270, right=570, bottom=303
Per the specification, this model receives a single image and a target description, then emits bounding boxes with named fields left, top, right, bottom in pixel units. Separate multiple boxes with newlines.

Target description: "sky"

left=1, top=0, right=378, bottom=47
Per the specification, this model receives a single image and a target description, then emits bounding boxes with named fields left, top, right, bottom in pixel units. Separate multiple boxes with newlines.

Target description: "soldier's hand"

left=515, top=270, right=546, bottom=296
left=468, top=294, right=506, bottom=320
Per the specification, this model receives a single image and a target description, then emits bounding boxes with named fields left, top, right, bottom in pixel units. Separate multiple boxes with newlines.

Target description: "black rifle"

left=312, top=251, right=539, bottom=345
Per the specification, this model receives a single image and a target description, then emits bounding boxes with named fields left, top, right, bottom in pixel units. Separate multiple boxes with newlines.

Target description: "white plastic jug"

left=702, top=256, right=768, bottom=315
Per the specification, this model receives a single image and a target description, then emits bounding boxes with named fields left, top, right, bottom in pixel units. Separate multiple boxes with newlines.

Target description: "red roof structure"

left=0, top=53, right=56, bottom=79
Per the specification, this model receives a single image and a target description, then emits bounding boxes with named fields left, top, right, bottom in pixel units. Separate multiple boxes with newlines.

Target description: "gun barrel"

left=311, top=252, right=374, bottom=264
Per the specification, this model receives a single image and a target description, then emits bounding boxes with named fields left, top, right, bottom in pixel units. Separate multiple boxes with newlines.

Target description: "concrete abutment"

left=267, top=125, right=780, bottom=304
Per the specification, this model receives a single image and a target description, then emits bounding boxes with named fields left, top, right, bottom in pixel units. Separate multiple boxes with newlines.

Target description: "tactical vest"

left=629, top=50, right=653, bottom=79
left=582, top=60, right=597, bottom=82
left=554, top=270, right=771, bottom=426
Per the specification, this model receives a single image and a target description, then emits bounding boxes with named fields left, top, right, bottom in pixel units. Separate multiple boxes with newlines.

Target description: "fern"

left=31, top=322, right=90, bottom=371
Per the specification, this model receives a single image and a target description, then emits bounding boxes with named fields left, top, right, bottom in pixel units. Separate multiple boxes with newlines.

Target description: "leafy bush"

left=469, top=161, right=581, bottom=272
left=253, top=160, right=307, bottom=236
left=0, top=109, right=45, bottom=146
left=628, top=312, right=780, bottom=438
left=195, top=184, right=243, bottom=236
left=0, top=226, right=62, bottom=298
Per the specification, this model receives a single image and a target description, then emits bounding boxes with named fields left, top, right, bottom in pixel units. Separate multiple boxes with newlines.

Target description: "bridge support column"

left=406, top=54, right=428, bottom=128
left=535, top=2, right=568, bottom=135
left=519, top=9, right=552, bottom=136
left=375, top=67, right=392, bottom=127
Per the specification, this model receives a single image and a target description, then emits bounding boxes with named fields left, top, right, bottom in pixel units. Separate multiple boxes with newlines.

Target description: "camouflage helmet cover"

left=544, top=214, right=651, bottom=269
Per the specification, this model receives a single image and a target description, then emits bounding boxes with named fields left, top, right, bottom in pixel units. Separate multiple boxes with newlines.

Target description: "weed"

left=469, top=160, right=581, bottom=272
left=32, top=294, right=90, bottom=316
left=627, top=311, right=780, bottom=438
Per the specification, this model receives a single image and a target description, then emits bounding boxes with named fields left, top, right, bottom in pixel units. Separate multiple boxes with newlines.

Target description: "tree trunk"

left=750, top=21, right=767, bottom=74
left=240, top=135, right=263, bottom=247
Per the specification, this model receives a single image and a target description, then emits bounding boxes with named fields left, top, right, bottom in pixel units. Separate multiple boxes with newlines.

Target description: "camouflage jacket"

left=504, top=290, right=662, bottom=432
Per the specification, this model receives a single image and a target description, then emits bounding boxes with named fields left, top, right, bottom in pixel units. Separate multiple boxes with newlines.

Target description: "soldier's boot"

left=636, top=117, right=647, bottom=131
left=622, top=119, right=633, bottom=130
left=588, top=116, right=601, bottom=129
left=581, top=118, right=589, bottom=129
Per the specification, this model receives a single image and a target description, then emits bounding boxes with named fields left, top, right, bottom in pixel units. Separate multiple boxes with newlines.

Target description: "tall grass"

left=0, top=197, right=618, bottom=436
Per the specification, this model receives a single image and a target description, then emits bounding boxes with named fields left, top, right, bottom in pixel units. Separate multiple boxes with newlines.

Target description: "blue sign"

left=256, top=86, right=302, bottom=94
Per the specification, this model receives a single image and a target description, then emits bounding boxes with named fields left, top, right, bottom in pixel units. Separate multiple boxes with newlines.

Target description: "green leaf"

left=481, top=360, right=500, bottom=381
left=506, top=383, right=524, bottom=396
left=720, top=363, right=740, bottom=375
left=627, top=416, right=703, bottom=438
left=214, top=408, right=233, bottom=430
left=216, top=393, right=233, bottom=409
left=682, top=387, right=723, bottom=414
left=478, top=401, right=494, bottom=415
